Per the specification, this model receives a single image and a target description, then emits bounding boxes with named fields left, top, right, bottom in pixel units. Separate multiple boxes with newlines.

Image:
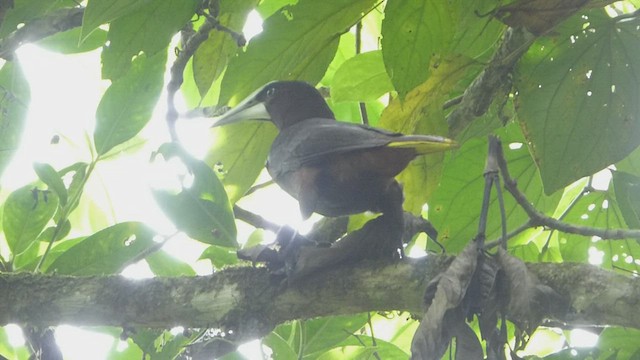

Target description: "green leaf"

left=199, top=245, right=238, bottom=270
left=0, top=0, right=76, bottom=38
left=379, top=56, right=473, bottom=214
left=428, top=123, right=561, bottom=252
left=3, top=185, right=58, bottom=256
left=36, top=27, right=107, bottom=54
left=559, top=189, right=640, bottom=274
left=153, top=143, right=237, bottom=248
left=331, top=51, right=393, bottom=102
left=301, top=314, right=369, bottom=357
left=0, top=326, right=30, bottom=360
left=204, top=122, right=277, bottom=204
left=47, top=221, right=157, bottom=275
left=515, top=9, right=640, bottom=194
left=598, top=328, right=640, bottom=359
left=449, top=0, right=505, bottom=60
left=192, top=0, right=257, bottom=98
left=101, top=0, right=197, bottom=80
left=81, top=0, right=152, bottom=41
left=381, top=0, right=455, bottom=98
left=219, top=0, right=378, bottom=106
left=0, top=61, right=30, bottom=179
left=33, top=163, right=68, bottom=206
left=146, top=250, right=196, bottom=276
left=94, top=50, right=167, bottom=156
left=612, top=171, right=640, bottom=229
left=256, top=0, right=298, bottom=18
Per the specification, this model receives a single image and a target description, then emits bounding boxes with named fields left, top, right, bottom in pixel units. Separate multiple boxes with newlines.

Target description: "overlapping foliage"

left=0, top=0, right=640, bottom=358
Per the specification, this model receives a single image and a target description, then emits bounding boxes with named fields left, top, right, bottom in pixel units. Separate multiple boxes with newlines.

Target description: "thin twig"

left=233, top=205, right=281, bottom=233
left=166, top=7, right=245, bottom=142
left=495, top=143, right=640, bottom=240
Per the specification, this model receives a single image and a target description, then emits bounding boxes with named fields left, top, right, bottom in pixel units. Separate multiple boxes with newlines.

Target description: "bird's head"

left=211, top=81, right=335, bottom=130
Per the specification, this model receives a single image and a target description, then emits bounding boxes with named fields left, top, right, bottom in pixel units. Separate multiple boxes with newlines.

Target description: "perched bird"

left=212, top=81, right=457, bottom=219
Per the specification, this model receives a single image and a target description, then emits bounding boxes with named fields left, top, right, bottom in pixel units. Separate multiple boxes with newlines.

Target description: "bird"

left=211, top=81, right=457, bottom=220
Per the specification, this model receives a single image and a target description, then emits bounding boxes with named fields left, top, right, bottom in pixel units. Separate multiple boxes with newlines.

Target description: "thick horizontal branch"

left=1, top=257, right=638, bottom=347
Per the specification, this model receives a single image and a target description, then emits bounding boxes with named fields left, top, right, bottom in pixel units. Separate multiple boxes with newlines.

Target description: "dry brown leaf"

left=411, top=241, right=479, bottom=359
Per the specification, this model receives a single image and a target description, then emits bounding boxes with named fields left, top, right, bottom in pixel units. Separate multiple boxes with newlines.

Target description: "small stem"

left=35, top=158, right=99, bottom=273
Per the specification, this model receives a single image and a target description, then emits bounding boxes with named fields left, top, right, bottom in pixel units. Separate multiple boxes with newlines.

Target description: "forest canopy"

left=0, top=0, right=640, bottom=359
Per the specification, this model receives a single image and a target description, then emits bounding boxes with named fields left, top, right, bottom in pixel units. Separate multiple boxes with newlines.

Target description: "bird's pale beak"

left=211, top=91, right=271, bottom=127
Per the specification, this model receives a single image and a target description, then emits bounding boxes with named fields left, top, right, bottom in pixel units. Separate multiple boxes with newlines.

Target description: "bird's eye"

left=266, top=87, right=276, bottom=98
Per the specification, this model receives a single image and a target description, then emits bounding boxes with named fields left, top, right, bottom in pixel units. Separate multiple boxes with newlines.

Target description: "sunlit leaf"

left=33, top=162, right=67, bottom=206
left=81, top=0, right=152, bottom=41
left=101, top=0, right=197, bottom=80
left=331, top=50, right=393, bottom=103
left=199, top=245, right=238, bottom=270
left=598, top=328, right=640, bottom=359
left=379, top=56, right=473, bottom=214
left=94, top=50, right=166, bottom=156
left=153, top=143, right=237, bottom=248
left=0, top=61, right=30, bottom=179
left=146, top=250, right=196, bottom=276
left=47, top=221, right=157, bottom=275
left=3, top=185, right=58, bottom=256
left=192, top=0, right=257, bottom=98
left=559, top=189, right=640, bottom=273
left=37, top=27, right=107, bottom=54
left=219, top=0, right=378, bottom=105
left=381, top=0, right=455, bottom=98
left=612, top=171, right=640, bottom=229
left=0, top=0, right=76, bottom=38
left=516, top=9, right=640, bottom=194
left=204, top=122, right=276, bottom=204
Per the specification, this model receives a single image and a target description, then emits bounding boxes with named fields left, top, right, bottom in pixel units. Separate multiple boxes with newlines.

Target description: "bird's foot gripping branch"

left=237, top=208, right=439, bottom=282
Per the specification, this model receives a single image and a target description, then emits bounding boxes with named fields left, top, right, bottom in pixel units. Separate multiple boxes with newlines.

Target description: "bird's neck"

left=273, top=99, right=335, bottom=130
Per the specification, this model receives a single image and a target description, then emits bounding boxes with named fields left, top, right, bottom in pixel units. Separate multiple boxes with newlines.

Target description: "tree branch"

left=0, top=7, right=84, bottom=60
left=446, top=27, right=536, bottom=137
left=2, top=258, right=638, bottom=346
left=495, top=143, right=640, bottom=240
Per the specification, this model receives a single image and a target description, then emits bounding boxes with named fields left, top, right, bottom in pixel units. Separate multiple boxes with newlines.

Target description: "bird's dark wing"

left=268, top=118, right=452, bottom=176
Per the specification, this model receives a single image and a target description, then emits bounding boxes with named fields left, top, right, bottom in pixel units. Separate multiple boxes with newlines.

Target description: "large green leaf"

left=428, top=123, right=561, bottom=253
left=0, top=0, right=76, bottom=38
left=597, top=328, right=640, bottom=359
left=331, top=50, right=393, bottom=103
left=101, top=0, right=197, bottom=80
left=264, top=314, right=369, bottom=359
left=47, top=222, right=157, bottom=275
left=3, top=185, right=58, bottom=256
left=381, top=0, right=456, bottom=98
left=204, top=122, right=277, bottom=204
left=94, top=50, right=166, bottom=156
left=219, top=0, right=378, bottom=106
left=192, top=0, right=258, bottom=99
left=612, top=171, right=640, bottom=229
left=379, top=57, right=474, bottom=214
left=559, top=189, right=640, bottom=274
left=153, top=143, right=237, bottom=248
left=81, top=0, right=152, bottom=41
left=515, top=9, right=640, bottom=194
left=0, top=61, right=30, bottom=179
left=36, top=27, right=107, bottom=54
